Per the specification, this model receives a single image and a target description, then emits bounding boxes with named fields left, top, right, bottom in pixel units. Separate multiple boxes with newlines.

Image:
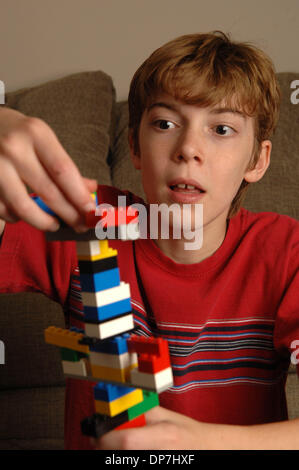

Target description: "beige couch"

left=0, top=70, right=298, bottom=449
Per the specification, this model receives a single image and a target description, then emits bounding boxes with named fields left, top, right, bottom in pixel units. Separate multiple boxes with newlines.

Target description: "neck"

left=153, top=217, right=228, bottom=264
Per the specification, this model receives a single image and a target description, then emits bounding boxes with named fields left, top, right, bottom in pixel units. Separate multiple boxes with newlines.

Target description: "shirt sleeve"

left=0, top=219, right=77, bottom=310
left=273, top=221, right=299, bottom=376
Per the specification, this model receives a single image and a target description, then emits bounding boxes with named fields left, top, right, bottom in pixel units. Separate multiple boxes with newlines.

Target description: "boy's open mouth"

left=170, top=183, right=205, bottom=193
left=168, top=178, right=206, bottom=193
left=168, top=179, right=206, bottom=203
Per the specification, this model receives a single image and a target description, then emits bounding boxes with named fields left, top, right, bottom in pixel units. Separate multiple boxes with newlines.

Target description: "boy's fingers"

left=0, top=165, right=60, bottom=231
left=9, top=149, right=91, bottom=228
left=32, top=121, right=97, bottom=213
left=83, top=178, right=98, bottom=193
left=96, top=420, right=180, bottom=450
left=0, top=200, right=19, bottom=223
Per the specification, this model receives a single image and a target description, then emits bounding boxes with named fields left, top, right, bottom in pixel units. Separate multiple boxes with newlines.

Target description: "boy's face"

left=130, top=92, right=271, bottom=232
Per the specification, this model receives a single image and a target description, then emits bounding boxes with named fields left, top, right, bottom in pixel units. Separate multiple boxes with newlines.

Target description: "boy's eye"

left=214, top=125, right=234, bottom=136
left=154, top=120, right=175, bottom=130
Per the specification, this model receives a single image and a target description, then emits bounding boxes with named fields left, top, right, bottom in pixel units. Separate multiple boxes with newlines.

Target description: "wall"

left=1, top=0, right=298, bottom=100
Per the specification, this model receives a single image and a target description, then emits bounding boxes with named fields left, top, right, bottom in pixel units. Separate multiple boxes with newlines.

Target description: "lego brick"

left=94, top=388, right=143, bottom=417
left=93, top=383, right=136, bottom=402
left=127, top=334, right=171, bottom=373
left=46, top=227, right=97, bottom=241
left=127, top=390, right=159, bottom=421
left=83, top=298, right=132, bottom=323
left=138, top=351, right=171, bottom=374
left=62, top=358, right=89, bottom=377
left=115, top=223, right=140, bottom=241
left=60, top=347, right=88, bottom=362
left=129, top=366, right=173, bottom=393
left=76, top=240, right=101, bottom=258
left=81, top=282, right=130, bottom=308
left=115, top=413, right=146, bottom=430
left=91, top=191, right=98, bottom=205
left=32, top=195, right=57, bottom=217
left=87, top=333, right=130, bottom=355
left=79, top=268, right=120, bottom=292
left=85, top=206, right=139, bottom=228
left=76, top=240, right=118, bottom=261
left=90, top=362, right=137, bottom=383
left=89, top=350, right=138, bottom=369
left=96, top=224, right=140, bottom=241
left=45, top=326, right=89, bottom=354
left=127, top=335, right=169, bottom=356
left=81, top=412, right=128, bottom=438
left=78, top=255, right=118, bottom=275
left=84, top=313, right=134, bottom=340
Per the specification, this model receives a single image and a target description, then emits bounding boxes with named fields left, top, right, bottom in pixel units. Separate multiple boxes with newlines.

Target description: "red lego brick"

left=127, top=335, right=169, bottom=356
left=127, top=335, right=171, bottom=373
left=85, top=206, right=138, bottom=228
left=115, top=414, right=146, bottom=430
left=138, top=351, right=171, bottom=374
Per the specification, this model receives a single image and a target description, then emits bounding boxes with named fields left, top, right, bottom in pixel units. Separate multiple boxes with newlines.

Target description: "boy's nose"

left=173, top=129, right=203, bottom=163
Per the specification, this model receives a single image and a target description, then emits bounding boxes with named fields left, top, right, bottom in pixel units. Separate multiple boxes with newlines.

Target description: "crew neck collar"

left=136, top=208, right=245, bottom=277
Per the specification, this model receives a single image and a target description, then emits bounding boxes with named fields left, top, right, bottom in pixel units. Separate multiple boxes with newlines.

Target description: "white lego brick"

left=76, top=240, right=101, bottom=257
left=81, top=282, right=131, bottom=307
left=84, top=313, right=134, bottom=340
left=129, top=366, right=173, bottom=393
left=89, top=350, right=138, bottom=369
left=62, top=359, right=88, bottom=377
left=118, top=223, right=140, bottom=240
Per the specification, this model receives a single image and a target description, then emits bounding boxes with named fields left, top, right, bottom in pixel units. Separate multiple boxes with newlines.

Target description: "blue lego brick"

left=83, top=298, right=132, bottom=322
left=32, top=195, right=57, bottom=217
left=93, top=383, right=135, bottom=402
left=92, top=190, right=98, bottom=206
left=79, top=268, right=120, bottom=292
left=89, top=333, right=130, bottom=355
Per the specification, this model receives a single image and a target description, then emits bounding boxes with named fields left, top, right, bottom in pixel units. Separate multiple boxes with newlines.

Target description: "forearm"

left=205, top=418, right=299, bottom=450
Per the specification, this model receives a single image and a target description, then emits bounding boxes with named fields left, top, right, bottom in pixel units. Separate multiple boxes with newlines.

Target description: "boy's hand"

left=91, top=406, right=207, bottom=450
left=0, top=107, right=97, bottom=232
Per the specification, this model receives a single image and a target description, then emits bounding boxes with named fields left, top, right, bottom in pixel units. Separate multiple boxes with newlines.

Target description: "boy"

left=0, top=32, right=298, bottom=450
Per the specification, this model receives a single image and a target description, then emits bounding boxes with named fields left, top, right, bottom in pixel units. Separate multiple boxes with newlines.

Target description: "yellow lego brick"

left=44, top=326, right=89, bottom=354
left=76, top=239, right=117, bottom=261
left=90, top=362, right=137, bottom=383
left=95, top=388, right=143, bottom=417
left=91, top=192, right=97, bottom=203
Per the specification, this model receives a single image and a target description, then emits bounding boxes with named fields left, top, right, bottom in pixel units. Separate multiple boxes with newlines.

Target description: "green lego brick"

left=60, top=347, right=88, bottom=362
left=127, top=390, right=159, bottom=420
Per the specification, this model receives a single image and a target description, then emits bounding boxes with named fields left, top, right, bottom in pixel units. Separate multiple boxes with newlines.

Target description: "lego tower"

left=37, top=193, right=173, bottom=439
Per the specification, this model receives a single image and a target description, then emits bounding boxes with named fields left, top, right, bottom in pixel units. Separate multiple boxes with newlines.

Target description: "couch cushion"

left=244, top=72, right=299, bottom=219
left=0, top=386, right=65, bottom=449
left=110, top=101, right=145, bottom=199
left=4, top=70, right=115, bottom=185
left=0, top=292, right=65, bottom=389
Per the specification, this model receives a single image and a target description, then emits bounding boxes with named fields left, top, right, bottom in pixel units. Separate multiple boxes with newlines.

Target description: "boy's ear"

left=128, top=130, right=141, bottom=170
left=244, top=140, right=272, bottom=183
